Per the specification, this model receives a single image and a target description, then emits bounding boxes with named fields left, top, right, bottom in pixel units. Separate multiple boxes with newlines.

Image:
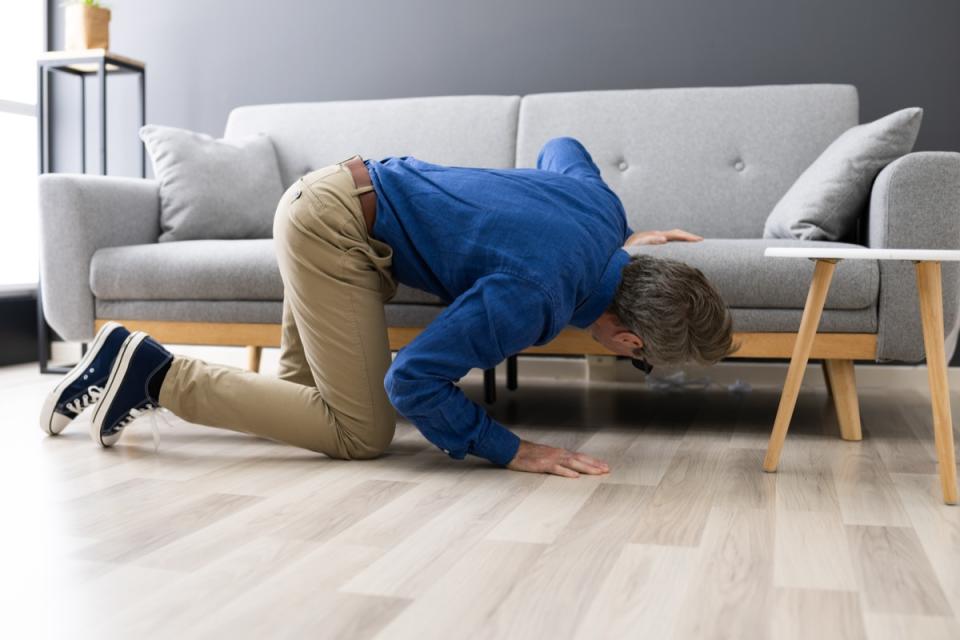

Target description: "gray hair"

left=609, top=254, right=735, bottom=366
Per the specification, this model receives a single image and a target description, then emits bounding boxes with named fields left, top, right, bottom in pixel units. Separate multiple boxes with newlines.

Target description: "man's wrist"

left=470, top=422, right=521, bottom=467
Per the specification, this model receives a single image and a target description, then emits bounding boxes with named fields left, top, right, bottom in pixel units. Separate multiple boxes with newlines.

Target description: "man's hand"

left=506, top=440, right=610, bottom=478
left=624, top=228, right=703, bottom=247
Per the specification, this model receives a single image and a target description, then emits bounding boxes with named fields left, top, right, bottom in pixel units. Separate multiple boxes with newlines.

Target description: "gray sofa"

left=39, top=84, right=960, bottom=364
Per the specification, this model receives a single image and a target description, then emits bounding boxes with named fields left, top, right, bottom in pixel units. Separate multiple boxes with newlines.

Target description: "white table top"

left=764, top=247, right=960, bottom=262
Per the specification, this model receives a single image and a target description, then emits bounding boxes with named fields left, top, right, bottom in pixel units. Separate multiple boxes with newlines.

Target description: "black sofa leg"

left=484, top=367, right=496, bottom=404
left=506, top=355, right=518, bottom=391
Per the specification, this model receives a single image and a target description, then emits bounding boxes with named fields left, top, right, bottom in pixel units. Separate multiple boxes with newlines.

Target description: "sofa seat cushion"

left=90, top=239, right=445, bottom=304
left=91, top=238, right=876, bottom=312
left=628, top=239, right=877, bottom=310
left=91, top=239, right=283, bottom=301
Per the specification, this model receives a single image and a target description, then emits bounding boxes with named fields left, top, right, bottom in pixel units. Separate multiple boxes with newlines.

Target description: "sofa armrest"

left=39, top=174, right=161, bottom=341
left=868, top=151, right=960, bottom=362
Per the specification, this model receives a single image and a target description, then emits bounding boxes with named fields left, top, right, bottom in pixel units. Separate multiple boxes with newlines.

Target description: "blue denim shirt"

left=366, top=137, right=633, bottom=466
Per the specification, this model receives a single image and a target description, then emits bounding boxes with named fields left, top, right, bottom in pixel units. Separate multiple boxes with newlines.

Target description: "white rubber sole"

left=38, top=321, right=123, bottom=435
left=90, top=331, right=147, bottom=448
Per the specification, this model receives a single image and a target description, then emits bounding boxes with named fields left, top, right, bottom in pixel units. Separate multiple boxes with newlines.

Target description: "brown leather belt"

left=343, top=156, right=377, bottom=235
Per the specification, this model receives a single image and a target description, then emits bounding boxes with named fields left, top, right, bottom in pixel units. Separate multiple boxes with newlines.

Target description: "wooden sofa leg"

left=822, top=359, right=862, bottom=441
left=247, top=345, right=262, bottom=373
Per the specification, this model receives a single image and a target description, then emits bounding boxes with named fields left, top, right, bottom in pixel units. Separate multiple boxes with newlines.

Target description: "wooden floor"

left=2, top=354, right=959, bottom=640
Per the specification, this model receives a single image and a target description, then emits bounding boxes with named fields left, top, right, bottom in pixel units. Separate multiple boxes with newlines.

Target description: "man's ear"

left=612, top=330, right=643, bottom=350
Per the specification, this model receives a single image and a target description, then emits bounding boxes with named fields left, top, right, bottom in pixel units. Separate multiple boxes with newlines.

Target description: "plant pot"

left=64, top=4, right=111, bottom=51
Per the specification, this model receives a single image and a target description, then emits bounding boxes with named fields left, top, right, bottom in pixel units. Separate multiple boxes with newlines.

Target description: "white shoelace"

left=118, top=404, right=175, bottom=452
left=64, top=385, right=105, bottom=415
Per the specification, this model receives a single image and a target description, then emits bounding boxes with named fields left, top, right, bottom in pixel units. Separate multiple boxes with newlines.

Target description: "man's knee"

left=339, top=415, right=396, bottom=460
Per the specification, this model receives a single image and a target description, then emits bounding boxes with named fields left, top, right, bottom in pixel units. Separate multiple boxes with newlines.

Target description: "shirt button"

left=734, top=160, right=745, bottom=172
left=442, top=449, right=450, bottom=454
left=617, top=161, right=629, bottom=171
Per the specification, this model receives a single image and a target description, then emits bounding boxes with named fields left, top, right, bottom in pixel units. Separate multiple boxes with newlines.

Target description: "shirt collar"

left=570, top=248, right=631, bottom=328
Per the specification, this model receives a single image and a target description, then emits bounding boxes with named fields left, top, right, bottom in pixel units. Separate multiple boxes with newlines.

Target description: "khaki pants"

left=158, top=159, right=399, bottom=459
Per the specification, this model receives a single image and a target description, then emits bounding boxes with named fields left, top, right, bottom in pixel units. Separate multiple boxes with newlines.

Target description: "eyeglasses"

left=631, top=358, right=654, bottom=375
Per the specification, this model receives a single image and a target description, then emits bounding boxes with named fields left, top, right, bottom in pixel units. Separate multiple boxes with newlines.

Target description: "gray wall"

left=49, top=0, right=960, bottom=174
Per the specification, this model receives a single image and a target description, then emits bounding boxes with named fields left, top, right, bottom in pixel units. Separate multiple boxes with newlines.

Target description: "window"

left=0, top=3, right=44, bottom=289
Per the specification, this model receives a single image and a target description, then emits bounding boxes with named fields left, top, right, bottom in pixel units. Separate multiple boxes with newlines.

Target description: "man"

left=40, top=137, right=733, bottom=477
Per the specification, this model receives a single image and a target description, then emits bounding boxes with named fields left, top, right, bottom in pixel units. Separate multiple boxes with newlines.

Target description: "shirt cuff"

left=470, top=422, right=521, bottom=467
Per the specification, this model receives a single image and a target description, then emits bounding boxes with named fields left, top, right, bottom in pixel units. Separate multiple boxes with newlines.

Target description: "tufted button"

left=617, top=160, right=629, bottom=172
left=733, top=160, right=745, bottom=172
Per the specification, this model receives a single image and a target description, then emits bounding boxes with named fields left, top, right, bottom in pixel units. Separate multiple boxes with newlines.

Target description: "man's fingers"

left=566, top=456, right=608, bottom=475
left=573, top=452, right=610, bottom=472
left=552, top=464, right=580, bottom=478
left=665, top=229, right=703, bottom=242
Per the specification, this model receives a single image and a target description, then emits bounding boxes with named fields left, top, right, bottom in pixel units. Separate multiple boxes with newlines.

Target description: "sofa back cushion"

left=140, top=125, right=284, bottom=242
left=763, top=107, right=923, bottom=241
left=515, top=85, right=858, bottom=238
left=224, top=95, right=521, bottom=188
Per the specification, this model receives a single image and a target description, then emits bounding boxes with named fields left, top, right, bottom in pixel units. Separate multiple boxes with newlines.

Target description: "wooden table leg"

left=915, top=261, right=959, bottom=505
left=763, top=259, right=837, bottom=472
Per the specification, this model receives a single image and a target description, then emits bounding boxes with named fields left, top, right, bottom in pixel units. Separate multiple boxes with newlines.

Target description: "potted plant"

left=63, top=1, right=111, bottom=51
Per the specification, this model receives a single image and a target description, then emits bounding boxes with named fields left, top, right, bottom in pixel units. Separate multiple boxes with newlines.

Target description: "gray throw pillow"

left=763, top=107, right=923, bottom=241
left=140, top=124, right=284, bottom=242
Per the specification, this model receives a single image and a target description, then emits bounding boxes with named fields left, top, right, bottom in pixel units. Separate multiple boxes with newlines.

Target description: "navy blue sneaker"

left=90, top=332, right=173, bottom=447
left=39, top=321, right=131, bottom=435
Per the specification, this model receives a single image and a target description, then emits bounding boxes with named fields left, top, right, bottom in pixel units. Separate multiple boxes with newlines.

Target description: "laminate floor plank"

left=88, top=538, right=318, bottom=640
left=185, top=543, right=406, bottom=640
left=56, top=563, right=183, bottom=639
left=328, top=468, right=474, bottom=548
left=475, top=483, right=653, bottom=639
left=771, top=588, right=866, bottom=640
left=574, top=543, right=698, bottom=639
left=74, top=491, right=263, bottom=564
left=629, top=438, right=728, bottom=547
left=776, top=434, right=843, bottom=513
left=863, top=394, right=938, bottom=475
left=774, top=508, right=859, bottom=591
left=891, top=472, right=960, bottom=613
left=340, top=470, right=540, bottom=598
left=846, top=524, right=952, bottom=616
left=835, top=442, right=912, bottom=527
left=373, top=540, right=546, bottom=640
left=603, top=422, right=687, bottom=486
left=863, top=613, right=960, bottom=640
left=673, top=506, right=776, bottom=640
left=715, top=447, right=777, bottom=510
left=486, top=474, right=601, bottom=544
left=261, top=479, right=416, bottom=542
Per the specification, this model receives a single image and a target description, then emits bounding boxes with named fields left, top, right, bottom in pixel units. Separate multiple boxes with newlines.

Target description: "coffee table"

left=763, top=247, right=959, bottom=505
